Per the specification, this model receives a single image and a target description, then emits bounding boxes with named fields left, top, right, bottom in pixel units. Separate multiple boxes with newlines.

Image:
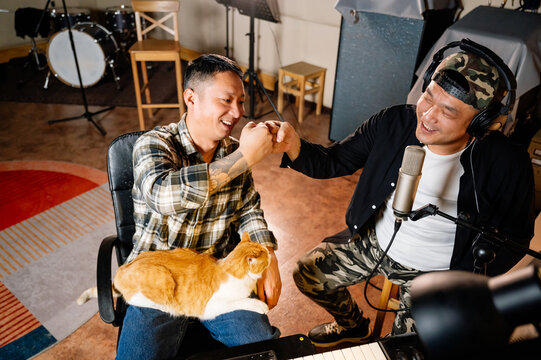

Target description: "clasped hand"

left=238, top=121, right=300, bottom=167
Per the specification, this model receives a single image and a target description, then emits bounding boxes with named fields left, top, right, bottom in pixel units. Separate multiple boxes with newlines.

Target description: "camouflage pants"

left=293, top=226, right=425, bottom=335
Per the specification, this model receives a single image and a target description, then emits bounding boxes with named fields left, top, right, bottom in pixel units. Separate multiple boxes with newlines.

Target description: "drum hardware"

left=28, top=38, right=48, bottom=70
left=50, top=6, right=91, bottom=32
left=42, top=0, right=114, bottom=136
left=12, top=7, right=50, bottom=71
left=44, top=69, right=51, bottom=89
left=107, top=58, right=121, bottom=90
left=105, top=5, right=135, bottom=33
left=104, top=5, right=138, bottom=54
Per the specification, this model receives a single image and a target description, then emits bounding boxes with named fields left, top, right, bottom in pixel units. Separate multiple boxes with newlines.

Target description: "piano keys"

left=188, top=333, right=424, bottom=359
left=290, top=341, right=387, bottom=360
left=288, top=333, right=424, bottom=360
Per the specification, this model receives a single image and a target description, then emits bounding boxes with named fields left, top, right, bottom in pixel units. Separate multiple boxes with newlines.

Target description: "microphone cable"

left=362, top=219, right=410, bottom=313
left=469, top=138, right=480, bottom=214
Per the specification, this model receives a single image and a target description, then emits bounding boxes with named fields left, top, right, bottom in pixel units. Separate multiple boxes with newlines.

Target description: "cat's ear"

left=241, top=232, right=251, bottom=243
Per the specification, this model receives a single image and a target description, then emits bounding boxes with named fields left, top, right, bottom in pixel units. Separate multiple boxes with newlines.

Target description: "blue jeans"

left=116, top=305, right=280, bottom=360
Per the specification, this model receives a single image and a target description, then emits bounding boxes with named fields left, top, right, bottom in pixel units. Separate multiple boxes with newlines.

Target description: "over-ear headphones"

left=422, top=38, right=517, bottom=138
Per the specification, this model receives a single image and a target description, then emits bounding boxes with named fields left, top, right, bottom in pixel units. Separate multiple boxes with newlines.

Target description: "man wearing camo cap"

left=264, top=39, right=535, bottom=346
left=434, top=51, right=504, bottom=112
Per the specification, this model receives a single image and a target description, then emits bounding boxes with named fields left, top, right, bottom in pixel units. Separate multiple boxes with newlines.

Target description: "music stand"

left=215, top=0, right=232, bottom=57
left=44, top=0, right=113, bottom=135
left=221, top=0, right=284, bottom=121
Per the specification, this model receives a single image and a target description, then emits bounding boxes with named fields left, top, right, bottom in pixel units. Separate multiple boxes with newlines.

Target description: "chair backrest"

left=107, top=131, right=146, bottom=264
left=131, top=0, right=180, bottom=42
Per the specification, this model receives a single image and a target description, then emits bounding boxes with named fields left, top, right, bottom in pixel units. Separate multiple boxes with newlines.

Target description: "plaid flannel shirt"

left=126, top=115, right=277, bottom=263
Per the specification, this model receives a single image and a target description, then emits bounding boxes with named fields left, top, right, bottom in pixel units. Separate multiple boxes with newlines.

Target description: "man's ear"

left=184, top=88, right=196, bottom=109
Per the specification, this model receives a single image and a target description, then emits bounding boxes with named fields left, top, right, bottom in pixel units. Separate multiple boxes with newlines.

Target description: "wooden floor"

left=0, top=79, right=394, bottom=358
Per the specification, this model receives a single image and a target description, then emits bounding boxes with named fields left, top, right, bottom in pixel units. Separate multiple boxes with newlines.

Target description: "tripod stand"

left=44, top=0, right=113, bottom=135
left=243, top=11, right=283, bottom=121
left=222, top=0, right=284, bottom=121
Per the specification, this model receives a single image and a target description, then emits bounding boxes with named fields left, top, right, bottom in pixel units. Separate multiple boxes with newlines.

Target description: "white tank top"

left=375, top=146, right=465, bottom=271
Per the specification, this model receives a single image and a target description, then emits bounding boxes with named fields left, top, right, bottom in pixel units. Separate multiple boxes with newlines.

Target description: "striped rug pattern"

left=0, top=283, right=40, bottom=348
left=0, top=185, right=114, bottom=279
left=0, top=161, right=114, bottom=360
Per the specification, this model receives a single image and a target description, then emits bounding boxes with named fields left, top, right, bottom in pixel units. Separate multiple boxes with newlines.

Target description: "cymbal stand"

left=46, top=0, right=113, bottom=135
left=19, top=1, right=51, bottom=72
left=34, top=0, right=55, bottom=88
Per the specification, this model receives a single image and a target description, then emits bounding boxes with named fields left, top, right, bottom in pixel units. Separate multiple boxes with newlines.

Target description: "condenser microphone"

left=392, top=145, right=426, bottom=220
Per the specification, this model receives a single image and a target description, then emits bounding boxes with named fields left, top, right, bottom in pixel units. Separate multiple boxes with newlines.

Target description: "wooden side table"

left=277, top=61, right=326, bottom=124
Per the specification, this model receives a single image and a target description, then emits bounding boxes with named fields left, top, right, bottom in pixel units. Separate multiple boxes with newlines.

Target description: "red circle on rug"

left=0, top=170, right=99, bottom=231
left=0, top=161, right=109, bottom=357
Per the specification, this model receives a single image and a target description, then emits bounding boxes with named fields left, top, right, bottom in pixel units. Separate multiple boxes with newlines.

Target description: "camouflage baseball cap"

left=432, top=51, right=501, bottom=110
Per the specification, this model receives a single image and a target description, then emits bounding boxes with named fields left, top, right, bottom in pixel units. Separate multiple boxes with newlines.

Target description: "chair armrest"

left=97, top=235, right=121, bottom=325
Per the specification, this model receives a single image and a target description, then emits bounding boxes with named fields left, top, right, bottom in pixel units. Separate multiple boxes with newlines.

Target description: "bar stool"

left=372, top=277, right=400, bottom=338
left=277, top=61, right=326, bottom=124
left=129, top=0, right=185, bottom=131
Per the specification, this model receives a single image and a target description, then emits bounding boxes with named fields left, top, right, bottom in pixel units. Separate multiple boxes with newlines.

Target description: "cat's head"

left=223, top=232, right=270, bottom=279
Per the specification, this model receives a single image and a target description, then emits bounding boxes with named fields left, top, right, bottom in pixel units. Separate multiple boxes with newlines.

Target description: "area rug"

left=0, top=161, right=115, bottom=360
left=0, top=56, right=181, bottom=108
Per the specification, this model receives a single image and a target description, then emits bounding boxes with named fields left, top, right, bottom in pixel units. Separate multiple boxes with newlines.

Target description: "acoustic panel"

left=329, top=12, right=425, bottom=141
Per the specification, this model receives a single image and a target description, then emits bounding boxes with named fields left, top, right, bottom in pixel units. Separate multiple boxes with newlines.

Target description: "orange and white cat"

left=77, top=233, right=271, bottom=320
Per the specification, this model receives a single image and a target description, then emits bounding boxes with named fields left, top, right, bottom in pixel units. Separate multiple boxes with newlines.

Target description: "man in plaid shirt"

left=116, top=54, right=281, bottom=360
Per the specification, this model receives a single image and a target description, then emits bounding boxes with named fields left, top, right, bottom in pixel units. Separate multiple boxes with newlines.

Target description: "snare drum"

left=105, top=5, right=135, bottom=33
left=50, top=7, right=91, bottom=31
left=47, top=23, right=119, bottom=88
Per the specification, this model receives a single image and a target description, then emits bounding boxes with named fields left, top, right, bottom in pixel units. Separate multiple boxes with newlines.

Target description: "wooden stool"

left=129, top=0, right=185, bottom=131
left=372, top=278, right=400, bottom=338
left=277, top=61, right=326, bottom=124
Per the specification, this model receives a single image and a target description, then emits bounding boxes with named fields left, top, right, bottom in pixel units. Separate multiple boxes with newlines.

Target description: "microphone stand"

left=45, top=0, right=113, bottom=135
left=409, top=204, right=541, bottom=274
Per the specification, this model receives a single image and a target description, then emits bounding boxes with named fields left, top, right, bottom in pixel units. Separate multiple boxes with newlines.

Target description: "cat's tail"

left=76, top=287, right=98, bottom=305
left=76, top=285, right=121, bottom=305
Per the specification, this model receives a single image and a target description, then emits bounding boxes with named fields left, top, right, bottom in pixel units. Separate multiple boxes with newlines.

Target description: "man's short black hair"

left=184, top=54, right=243, bottom=91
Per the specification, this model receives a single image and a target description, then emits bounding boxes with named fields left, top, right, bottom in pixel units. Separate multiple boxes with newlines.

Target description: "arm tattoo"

left=208, top=150, right=249, bottom=193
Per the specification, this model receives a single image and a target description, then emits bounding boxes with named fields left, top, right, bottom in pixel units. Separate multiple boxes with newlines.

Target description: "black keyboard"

left=225, top=349, right=278, bottom=360
left=187, top=334, right=315, bottom=360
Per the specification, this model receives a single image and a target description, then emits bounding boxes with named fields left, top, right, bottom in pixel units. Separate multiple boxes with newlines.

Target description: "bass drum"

left=47, top=22, right=119, bottom=88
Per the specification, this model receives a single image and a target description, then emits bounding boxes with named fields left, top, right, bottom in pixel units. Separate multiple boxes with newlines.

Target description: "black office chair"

left=96, top=131, right=224, bottom=358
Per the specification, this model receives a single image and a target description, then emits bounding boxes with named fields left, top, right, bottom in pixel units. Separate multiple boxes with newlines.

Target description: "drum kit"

left=19, top=1, right=144, bottom=135
left=43, top=4, right=138, bottom=89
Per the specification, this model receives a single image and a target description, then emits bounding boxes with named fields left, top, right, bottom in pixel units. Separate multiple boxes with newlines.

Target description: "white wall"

left=174, top=0, right=342, bottom=108
left=227, top=0, right=342, bottom=108
left=0, top=0, right=96, bottom=46
left=0, top=0, right=526, bottom=108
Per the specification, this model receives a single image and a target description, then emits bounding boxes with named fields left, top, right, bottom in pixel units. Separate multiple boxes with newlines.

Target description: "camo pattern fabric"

left=434, top=51, right=501, bottom=110
left=293, top=226, right=425, bottom=335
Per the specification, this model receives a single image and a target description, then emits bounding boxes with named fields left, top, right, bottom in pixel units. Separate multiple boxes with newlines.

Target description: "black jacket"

left=282, top=105, right=535, bottom=276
